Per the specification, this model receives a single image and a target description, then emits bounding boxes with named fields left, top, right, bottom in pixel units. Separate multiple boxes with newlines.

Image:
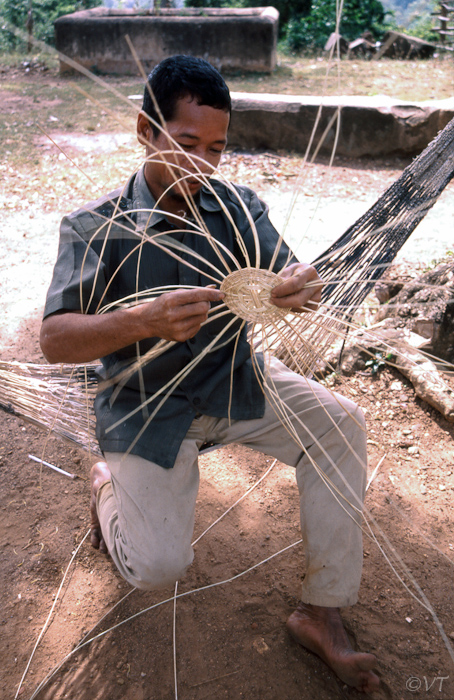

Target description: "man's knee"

left=112, top=542, right=194, bottom=591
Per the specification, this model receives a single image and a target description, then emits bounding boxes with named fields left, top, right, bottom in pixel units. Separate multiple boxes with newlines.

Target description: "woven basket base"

left=220, top=268, right=290, bottom=323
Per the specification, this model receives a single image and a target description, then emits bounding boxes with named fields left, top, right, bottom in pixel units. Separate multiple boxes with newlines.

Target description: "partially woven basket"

left=220, top=268, right=290, bottom=323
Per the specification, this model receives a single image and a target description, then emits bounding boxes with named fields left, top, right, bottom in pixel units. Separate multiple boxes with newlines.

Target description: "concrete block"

left=54, top=7, right=279, bottom=75
left=229, top=93, right=454, bottom=157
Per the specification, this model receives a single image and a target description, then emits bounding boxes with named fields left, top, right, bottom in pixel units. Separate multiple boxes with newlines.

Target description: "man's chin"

left=172, top=182, right=203, bottom=200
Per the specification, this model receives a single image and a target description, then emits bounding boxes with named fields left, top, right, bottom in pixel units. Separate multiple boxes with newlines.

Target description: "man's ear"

left=137, top=112, right=154, bottom=148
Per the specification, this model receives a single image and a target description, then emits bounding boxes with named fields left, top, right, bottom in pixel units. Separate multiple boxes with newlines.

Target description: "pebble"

left=439, top=484, right=446, bottom=491
left=252, top=638, right=270, bottom=654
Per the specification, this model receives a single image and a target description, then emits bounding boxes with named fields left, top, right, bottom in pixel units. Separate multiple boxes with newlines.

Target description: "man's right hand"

left=133, top=287, right=225, bottom=343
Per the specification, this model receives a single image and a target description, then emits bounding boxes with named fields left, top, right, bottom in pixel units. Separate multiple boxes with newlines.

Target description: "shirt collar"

left=132, top=166, right=223, bottom=229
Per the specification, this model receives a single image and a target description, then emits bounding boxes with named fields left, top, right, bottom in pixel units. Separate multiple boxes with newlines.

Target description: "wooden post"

left=26, top=4, right=33, bottom=54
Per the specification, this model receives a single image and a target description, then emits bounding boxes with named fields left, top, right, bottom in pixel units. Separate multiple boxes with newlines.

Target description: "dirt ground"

left=1, top=67, right=454, bottom=700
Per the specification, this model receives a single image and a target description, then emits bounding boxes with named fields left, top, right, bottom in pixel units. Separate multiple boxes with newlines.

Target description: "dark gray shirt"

left=44, top=168, right=296, bottom=468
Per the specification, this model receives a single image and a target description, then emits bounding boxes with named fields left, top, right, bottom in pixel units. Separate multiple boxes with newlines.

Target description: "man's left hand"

left=270, top=263, right=323, bottom=313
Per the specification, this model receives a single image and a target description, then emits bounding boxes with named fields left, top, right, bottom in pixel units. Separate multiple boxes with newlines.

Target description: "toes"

left=90, top=525, right=101, bottom=549
left=360, top=670, right=380, bottom=693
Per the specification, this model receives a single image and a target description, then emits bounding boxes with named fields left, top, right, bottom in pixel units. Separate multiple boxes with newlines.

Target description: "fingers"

left=172, top=287, right=224, bottom=306
left=271, top=263, right=323, bottom=312
left=148, top=286, right=225, bottom=342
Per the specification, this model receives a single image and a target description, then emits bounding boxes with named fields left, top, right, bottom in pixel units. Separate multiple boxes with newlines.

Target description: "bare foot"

left=90, top=461, right=111, bottom=554
left=287, top=602, right=380, bottom=693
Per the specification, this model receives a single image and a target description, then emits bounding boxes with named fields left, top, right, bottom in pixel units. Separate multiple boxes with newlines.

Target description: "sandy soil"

left=1, top=71, right=454, bottom=700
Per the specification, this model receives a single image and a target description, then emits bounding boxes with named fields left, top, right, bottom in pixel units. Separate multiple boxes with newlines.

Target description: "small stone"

left=116, top=678, right=125, bottom=685
left=420, top=485, right=427, bottom=494
left=252, top=637, right=270, bottom=654
left=406, top=617, right=412, bottom=624
left=439, top=484, right=446, bottom=491
left=390, top=380, right=403, bottom=391
left=408, top=446, right=419, bottom=455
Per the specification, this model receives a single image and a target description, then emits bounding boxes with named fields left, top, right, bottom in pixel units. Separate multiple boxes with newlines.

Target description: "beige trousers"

left=98, top=357, right=367, bottom=607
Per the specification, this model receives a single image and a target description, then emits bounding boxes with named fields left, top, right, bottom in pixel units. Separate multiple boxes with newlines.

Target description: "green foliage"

left=186, top=0, right=312, bottom=30
left=0, top=0, right=102, bottom=51
left=380, top=0, right=438, bottom=41
left=283, top=0, right=388, bottom=52
left=365, top=351, right=394, bottom=375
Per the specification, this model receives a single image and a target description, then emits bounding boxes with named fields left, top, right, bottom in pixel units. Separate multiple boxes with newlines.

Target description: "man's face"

left=138, top=96, right=229, bottom=209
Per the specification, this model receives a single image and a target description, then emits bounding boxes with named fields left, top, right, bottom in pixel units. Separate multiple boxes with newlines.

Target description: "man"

left=40, top=55, right=379, bottom=692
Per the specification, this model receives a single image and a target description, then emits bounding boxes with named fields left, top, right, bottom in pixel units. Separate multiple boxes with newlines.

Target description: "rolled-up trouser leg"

left=98, top=441, right=201, bottom=590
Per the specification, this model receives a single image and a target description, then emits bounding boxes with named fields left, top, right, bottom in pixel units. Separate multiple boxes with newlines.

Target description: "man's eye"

left=178, top=144, right=194, bottom=152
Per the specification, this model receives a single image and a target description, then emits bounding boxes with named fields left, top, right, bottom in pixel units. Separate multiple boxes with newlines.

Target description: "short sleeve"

left=43, top=212, right=108, bottom=318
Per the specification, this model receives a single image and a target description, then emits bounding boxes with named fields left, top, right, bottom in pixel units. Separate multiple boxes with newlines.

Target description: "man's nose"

left=183, top=149, right=212, bottom=174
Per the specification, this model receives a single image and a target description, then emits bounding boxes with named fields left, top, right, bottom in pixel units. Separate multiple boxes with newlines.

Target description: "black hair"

left=142, top=55, right=231, bottom=136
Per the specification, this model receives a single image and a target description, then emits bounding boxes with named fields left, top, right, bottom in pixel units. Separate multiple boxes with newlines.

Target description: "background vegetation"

left=282, top=0, right=388, bottom=52
left=0, top=0, right=442, bottom=53
left=0, top=0, right=99, bottom=50
left=381, top=0, right=439, bottom=41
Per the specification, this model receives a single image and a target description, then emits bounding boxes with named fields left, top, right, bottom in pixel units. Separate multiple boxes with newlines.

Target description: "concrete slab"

left=229, top=93, right=454, bottom=157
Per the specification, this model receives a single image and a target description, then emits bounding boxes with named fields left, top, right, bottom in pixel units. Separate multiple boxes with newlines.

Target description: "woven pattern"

left=220, top=268, right=290, bottom=323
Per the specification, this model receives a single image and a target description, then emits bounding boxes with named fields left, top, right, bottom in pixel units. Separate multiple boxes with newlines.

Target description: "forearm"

left=40, top=287, right=225, bottom=364
left=40, top=307, right=149, bottom=364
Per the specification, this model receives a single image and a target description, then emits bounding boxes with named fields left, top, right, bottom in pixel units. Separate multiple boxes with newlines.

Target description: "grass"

left=0, top=49, right=452, bottom=211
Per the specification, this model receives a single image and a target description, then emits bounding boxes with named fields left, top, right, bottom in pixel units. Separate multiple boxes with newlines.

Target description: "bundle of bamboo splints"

left=0, top=360, right=101, bottom=455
